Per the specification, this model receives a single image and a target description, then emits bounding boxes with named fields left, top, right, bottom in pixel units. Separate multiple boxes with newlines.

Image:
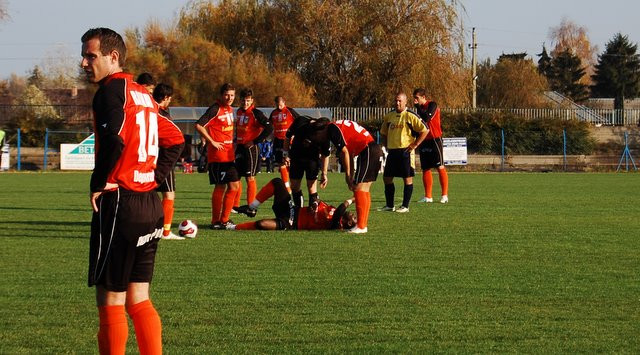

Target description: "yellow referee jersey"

left=380, top=109, right=427, bottom=149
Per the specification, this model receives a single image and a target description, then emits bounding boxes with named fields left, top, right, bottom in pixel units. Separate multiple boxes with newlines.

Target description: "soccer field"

left=0, top=172, right=638, bottom=353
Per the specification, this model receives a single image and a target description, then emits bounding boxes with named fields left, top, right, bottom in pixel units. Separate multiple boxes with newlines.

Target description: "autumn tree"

left=548, top=18, right=597, bottom=85
left=549, top=49, right=589, bottom=102
left=177, top=0, right=469, bottom=107
left=591, top=33, right=640, bottom=118
left=477, top=56, right=549, bottom=108
left=8, top=85, right=63, bottom=146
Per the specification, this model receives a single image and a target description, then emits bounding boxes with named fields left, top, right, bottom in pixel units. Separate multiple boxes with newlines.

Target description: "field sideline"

left=0, top=172, right=638, bottom=353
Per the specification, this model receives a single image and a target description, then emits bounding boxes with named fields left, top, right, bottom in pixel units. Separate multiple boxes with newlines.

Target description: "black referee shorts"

left=419, top=137, right=444, bottom=170
left=289, top=157, right=321, bottom=181
left=235, top=144, right=260, bottom=177
left=383, top=148, right=415, bottom=178
left=273, top=138, right=286, bottom=164
left=88, top=189, right=163, bottom=292
left=353, top=142, right=383, bottom=184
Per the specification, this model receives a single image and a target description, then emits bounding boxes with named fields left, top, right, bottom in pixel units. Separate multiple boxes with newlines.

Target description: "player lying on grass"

left=231, top=178, right=357, bottom=231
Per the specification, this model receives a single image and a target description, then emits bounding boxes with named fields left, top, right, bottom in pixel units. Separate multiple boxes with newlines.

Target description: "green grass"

left=0, top=171, right=639, bottom=353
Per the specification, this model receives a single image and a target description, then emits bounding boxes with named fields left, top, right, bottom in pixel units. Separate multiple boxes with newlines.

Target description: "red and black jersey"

left=236, top=105, right=273, bottom=145
left=328, top=120, right=374, bottom=157
left=196, top=101, right=235, bottom=163
left=269, top=106, right=299, bottom=140
left=90, top=72, right=184, bottom=193
left=416, top=101, right=442, bottom=139
left=296, top=201, right=337, bottom=230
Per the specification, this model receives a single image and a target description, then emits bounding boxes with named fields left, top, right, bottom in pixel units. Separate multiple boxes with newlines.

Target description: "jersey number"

left=337, top=120, right=368, bottom=135
left=136, top=110, right=159, bottom=163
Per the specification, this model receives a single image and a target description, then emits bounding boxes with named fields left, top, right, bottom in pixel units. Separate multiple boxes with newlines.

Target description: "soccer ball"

left=178, top=220, right=198, bottom=238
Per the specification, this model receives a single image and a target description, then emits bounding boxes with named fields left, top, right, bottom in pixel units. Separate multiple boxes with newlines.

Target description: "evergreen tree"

left=591, top=33, right=640, bottom=114
left=550, top=49, right=589, bottom=102
left=27, top=66, right=45, bottom=89
left=537, top=45, right=552, bottom=78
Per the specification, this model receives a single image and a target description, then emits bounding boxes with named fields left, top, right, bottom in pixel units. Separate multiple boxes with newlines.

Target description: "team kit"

left=83, top=27, right=449, bottom=354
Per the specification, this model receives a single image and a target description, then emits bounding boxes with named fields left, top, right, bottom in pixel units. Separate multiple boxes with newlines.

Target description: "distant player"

left=285, top=116, right=330, bottom=211
left=233, top=88, right=273, bottom=209
left=413, top=88, right=449, bottom=203
left=309, top=119, right=383, bottom=233
left=153, top=83, right=185, bottom=240
left=233, top=178, right=356, bottom=231
left=82, top=27, right=184, bottom=355
left=378, top=92, right=428, bottom=213
left=136, top=72, right=155, bottom=94
left=195, top=83, right=239, bottom=230
left=269, top=96, right=299, bottom=192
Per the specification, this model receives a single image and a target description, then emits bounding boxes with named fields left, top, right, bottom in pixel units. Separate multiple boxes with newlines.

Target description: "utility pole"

left=470, top=27, right=478, bottom=109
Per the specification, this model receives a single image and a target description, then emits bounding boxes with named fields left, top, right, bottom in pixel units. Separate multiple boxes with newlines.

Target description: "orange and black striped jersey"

left=416, top=101, right=442, bottom=139
left=328, top=120, right=374, bottom=157
left=269, top=106, right=299, bottom=140
left=236, top=105, right=272, bottom=145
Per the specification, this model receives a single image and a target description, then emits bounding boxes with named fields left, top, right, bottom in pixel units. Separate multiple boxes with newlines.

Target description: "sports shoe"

left=230, top=207, right=239, bottom=214
left=347, top=226, right=368, bottom=234
left=417, top=197, right=433, bottom=203
left=236, top=205, right=257, bottom=218
left=396, top=206, right=409, bottom=213
left=377, top=205, right=395, bottom=212
left=221, top=220, right=236, bottom=230
left=162, top=232, right=185, bottom=240
left=440, top=195, right=449, bottom=204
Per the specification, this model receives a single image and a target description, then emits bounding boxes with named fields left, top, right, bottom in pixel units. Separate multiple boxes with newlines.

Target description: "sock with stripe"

left=422, top=170, right=433, bottom=199
left=161, top=199, right=174, bottom=236
left=97, top=305, right=128, bottom=355
left=211, top=185, right=225, bottom=224
left=438, top=168, right=449, bottom=196
left=236, top=221, right=258, bottom=230
left=280, top=166, right=291, bottom=192
left=127, top=300, right=162, bottom=355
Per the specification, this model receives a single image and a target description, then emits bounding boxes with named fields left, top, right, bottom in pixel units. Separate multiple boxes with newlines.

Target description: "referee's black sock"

left=384, top=183, right=395, bottom=207
left=402, top=184, right=413, bottom=208
left=309, top=192, right=319, bottom=210
left=292, top=190, right=304, bottom=209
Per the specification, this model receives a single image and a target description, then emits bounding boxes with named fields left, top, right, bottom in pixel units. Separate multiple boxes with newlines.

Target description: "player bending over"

left=233, top=178, right=356, bottom=231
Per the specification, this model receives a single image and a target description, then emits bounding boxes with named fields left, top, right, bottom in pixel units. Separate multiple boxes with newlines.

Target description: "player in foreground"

left=233, top=88, right=273, bottom=210
left=83, top=28, right=184, bottom=355
left=269, top=96, right=299, bottom=192
left=153, top=83, right=185, bottom=240
left=413, top=88, right=449, bottom=203
left=378, top=92, right=428, bottom=213
left=233, top=178, right=357, bottom=231
left=307, top=119, right=383, bottom=233
left=195, top=83, right=239, bottom=230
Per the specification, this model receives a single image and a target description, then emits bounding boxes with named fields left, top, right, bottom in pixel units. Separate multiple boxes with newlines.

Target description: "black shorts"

left=235, top=144, right=260, bottom=177
left=419, top=137, right=444, bottom=170
left=208, top=162, right=240, bottom=185
left=269, top=178, right=297, bottom=230
left=273, top=138, right=286, bottom=164
left=289, top=157, right=321, bottom=180
left=88, top=189, right=163, bottom=292
left=354, top=142, right=383, bottom=184
left=156, top=168, right=176, bottom=192
left=383, top=148, right=415, bottom=178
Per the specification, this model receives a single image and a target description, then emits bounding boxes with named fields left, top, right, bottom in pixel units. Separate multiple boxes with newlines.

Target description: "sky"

left=1, top=0, right=639, bottom=78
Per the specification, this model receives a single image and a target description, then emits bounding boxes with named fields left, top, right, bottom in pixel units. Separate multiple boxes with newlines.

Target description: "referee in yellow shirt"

left=378, top=92, right=428, bottom=213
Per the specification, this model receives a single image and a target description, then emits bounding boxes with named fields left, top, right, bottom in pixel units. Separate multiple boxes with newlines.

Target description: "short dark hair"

left=220, top=83, right=235, bottom=95
left=81, top=28, right=127, bottom=67
left=413, top=88, right=427, bottom=97
left=137, top=73, right=156, bottom=86
left=153, top=83, right=173, bottom=103
left=274, top=96, right=284, bottom=104
left=240, top=88, right=253, bottom=99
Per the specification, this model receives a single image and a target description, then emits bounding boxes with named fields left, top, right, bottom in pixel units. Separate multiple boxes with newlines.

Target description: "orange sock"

left=211, top=185, right=225, bottom=223
left=280, top=166, right=291, bottom=192
left=97, top=305, right=128, bottom=355
left=247, top=179, right=257, bottom=204
left=127, top=300, right=162, bottom=355
left=422, top=170, right=433, bottom=198
left=438, top=168, right=448, bottom=196
left=255, top=180, right=275, bottom=203
left=354, top=190, right=368, bottom=229
left=221, top=187, right=239, bottom=223
left=363, top=191, right=371, bottom=227
left=236, top=221, right=257, bottom=230
left=234, top=180, right=243, bottom=208
left=161, top=199, right=174, bottom=236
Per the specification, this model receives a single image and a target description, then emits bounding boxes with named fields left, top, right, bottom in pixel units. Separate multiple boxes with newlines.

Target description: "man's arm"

left=406, top=113, right=429, bottom=152
left=195, top=104, right=224, bottom=150
left=252, top=108, right=274, bottom=144
left=155, top=115, right=185, bottom=184
left=330, top=197, right=355, bottom=229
